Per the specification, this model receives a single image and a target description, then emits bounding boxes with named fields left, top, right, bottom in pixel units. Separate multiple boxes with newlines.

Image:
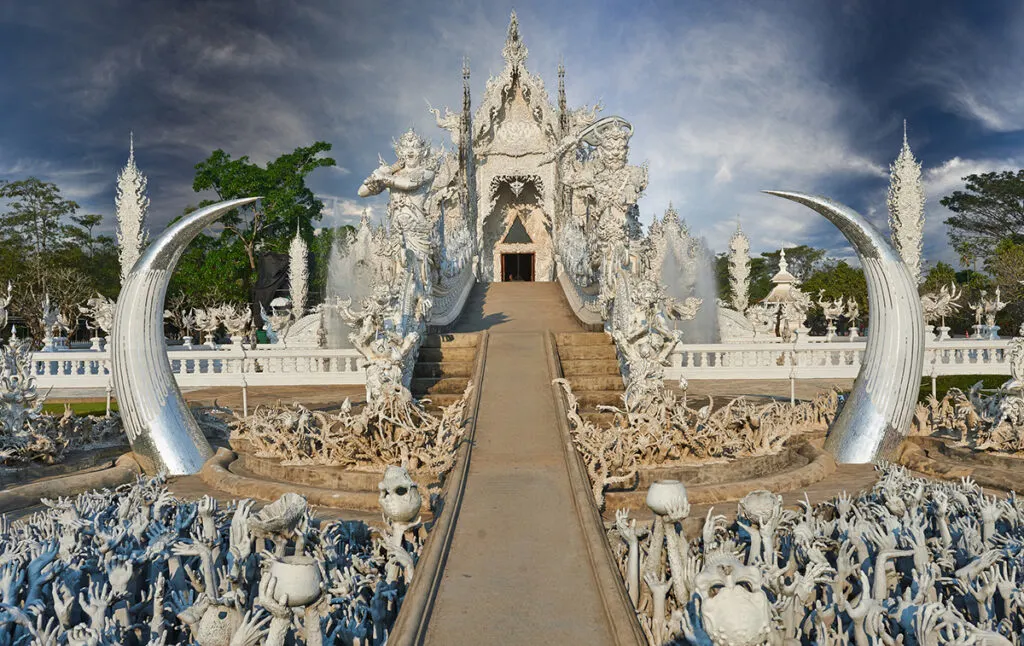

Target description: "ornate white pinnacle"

left=728, top=221, right=751, bottom=313
left=115, top=131, right=150, bottom=285
left=502, top=11, right=528, bottom=69
left=289, top=224, right=309, bottom=318
left=887, top=120, right=925, bottom=284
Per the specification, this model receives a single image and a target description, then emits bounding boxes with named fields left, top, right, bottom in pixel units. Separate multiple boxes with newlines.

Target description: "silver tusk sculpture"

left=111, top=197, right=260, bottom=475
left=763, top=191, right=924, bottom=463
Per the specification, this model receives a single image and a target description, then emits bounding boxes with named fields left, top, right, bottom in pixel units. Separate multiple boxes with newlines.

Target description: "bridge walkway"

left=423, top=282, right=618, bottom=645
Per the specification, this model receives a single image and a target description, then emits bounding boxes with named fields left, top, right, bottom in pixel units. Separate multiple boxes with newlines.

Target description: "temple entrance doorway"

left=501, top=253, right=535, bottom=282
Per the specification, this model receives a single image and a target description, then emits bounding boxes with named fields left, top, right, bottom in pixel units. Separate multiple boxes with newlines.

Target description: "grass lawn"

left=917, top=374, right=1006, bottom=402
left=41, top=401, right=119, bottom=416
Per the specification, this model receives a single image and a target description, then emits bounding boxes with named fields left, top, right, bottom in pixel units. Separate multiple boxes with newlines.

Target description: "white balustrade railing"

left=664, top=339, right=1011, bottom=381
left=429, top=261, right=476, bottom=327
left=557, top=268, right=604, bottom=327
left=33, top=346, right=366, bottom=389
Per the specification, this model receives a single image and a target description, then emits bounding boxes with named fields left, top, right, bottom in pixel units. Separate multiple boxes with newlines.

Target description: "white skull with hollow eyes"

left=378, top=465, right=422, bottom=523
left=694, top=552, right=772, bottom=646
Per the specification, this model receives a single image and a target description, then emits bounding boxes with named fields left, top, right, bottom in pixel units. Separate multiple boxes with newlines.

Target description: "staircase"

left=412, top=333, right=481, bottom=410
left=554, top=332, right=625, bottom=425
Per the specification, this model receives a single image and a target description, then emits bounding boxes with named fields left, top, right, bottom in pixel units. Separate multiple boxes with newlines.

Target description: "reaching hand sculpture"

left=0, top=477, right=424, bottom=645
left=609, top=464, right=1024, bottom=645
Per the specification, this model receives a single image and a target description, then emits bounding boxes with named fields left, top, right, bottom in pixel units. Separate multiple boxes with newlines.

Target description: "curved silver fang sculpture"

left=764, top=191, right=924, bottom=463
left=111, top=197, right=260, bottom=475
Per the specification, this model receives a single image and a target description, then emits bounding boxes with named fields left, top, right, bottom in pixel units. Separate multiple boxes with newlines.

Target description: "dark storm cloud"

left=0, top=0, right=1021, bottom=266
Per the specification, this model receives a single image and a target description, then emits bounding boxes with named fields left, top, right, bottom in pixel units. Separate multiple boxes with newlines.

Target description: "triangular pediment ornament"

left=502, top=11, right=528, bottom=70
left=503, top=215, right=533, bottom=244
left=473, top=12, right=559, bottom=151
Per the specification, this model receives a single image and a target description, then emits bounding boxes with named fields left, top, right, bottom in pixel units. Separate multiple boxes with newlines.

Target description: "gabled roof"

left=472, top=12, right=560, bottom=153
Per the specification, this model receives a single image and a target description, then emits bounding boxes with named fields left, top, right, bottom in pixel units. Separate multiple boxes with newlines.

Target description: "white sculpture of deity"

left=612, top=274, right=700, bottom=411
left=358, top=129, right=438, bottom=300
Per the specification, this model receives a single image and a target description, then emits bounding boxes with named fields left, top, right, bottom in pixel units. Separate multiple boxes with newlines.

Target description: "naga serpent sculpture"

left=764, top=191, right=924, bottom=463
left=111, top=197, right=260, bottom=475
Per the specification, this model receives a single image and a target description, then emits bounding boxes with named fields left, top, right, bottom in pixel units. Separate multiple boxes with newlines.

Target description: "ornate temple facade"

left=425, top=12, right=634, bottom=283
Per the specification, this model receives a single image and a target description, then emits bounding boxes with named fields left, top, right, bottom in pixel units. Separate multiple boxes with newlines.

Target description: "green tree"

left=941, top=170, right=1024, bottom=261
left=920, top=261, right=958, bottom=294
left=168, top=234, right=249, bottom=308
left=69, top=213, right=104, bottom=257
left=984, top=238, right=1024, bottom=332
left=0, top=178, right=80, bottom=267
left=713, top=253, right=732, bottom=304
left=759, top=245, right=827, bottom=283
left=190, top=142, right=336, bottom=295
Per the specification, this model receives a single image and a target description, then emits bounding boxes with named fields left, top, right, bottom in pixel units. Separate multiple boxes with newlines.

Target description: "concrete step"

left=574, top=390, right=626, bottom=408
left=413, top=361, right=474, bottom=379
left=418, top=346, right=477, bottom=363
left=567, top=375, right=624, bottom=392
left=421, top=333, right=481, bottom=349
left=555, top=332, right=612, bottom=347
left=561, top=359, right=621, bottom=377
left=557, top=344, right=617, bottom=361
left=412, top=377, right=470, bottom=395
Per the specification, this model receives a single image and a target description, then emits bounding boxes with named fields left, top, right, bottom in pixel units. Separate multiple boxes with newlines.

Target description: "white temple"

left=426, top=12, right=637, bottom=284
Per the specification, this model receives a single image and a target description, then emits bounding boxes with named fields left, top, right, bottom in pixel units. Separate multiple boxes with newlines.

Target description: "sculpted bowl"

left=265, top=555, right=323, bottom=607
left=738, top=489, right=781, bottom=524
left=645, top=479, right=688, bottom=516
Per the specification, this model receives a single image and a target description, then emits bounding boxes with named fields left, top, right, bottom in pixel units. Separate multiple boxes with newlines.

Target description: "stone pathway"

left=424, top=283, right=616, bottom=645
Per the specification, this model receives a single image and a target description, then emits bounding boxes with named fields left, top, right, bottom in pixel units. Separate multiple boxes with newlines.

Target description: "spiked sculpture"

left=886, top=121, right=925, bottom=285
left=765, top=191, right=925, bottom=462
left=289, top=225, right=309, bottom=319
left=111, top=197, right=259, bottom=474
left=115, top=132, right=150, bottom=284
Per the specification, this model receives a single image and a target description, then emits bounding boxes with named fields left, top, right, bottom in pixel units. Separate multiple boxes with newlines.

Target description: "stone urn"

left=182, top=335, right=193, bottom=349
left=264, top=555, right=322, bottom=607
left=378, top=465, right=422, bottom=523
left=936, top=326, right=951, bottom=341
left=646, top=480, right=689, bottom=516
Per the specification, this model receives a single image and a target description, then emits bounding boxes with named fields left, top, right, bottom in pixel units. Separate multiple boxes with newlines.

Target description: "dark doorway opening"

left=501, top=253, right=535, bottom=281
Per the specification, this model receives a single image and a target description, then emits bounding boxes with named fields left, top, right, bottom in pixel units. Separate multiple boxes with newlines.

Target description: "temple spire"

left=887, top=119, right=925, bottom=284
left=502, top=11, right=528, bottom=69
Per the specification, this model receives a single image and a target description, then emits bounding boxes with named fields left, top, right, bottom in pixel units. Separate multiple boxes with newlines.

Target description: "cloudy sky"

left=2, top=0, right=1023, bottom=267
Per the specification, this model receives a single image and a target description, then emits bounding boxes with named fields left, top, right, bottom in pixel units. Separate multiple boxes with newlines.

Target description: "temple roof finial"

left=502, top=10, right=528, bottom=68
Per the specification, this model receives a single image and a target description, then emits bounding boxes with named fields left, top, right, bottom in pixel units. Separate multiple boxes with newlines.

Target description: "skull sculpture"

left=378, top=465, right=422, bottom=523
left=694, top=551, right=773, bottom=646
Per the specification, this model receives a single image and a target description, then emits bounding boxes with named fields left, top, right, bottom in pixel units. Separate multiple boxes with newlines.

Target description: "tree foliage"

left=0, top=178, right=119, bottom=343
left=941, top=170, right=1024, bottom=260
left=170, top=141, right=337, bottom=309
left=190, top=142, right=336, bottom=278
